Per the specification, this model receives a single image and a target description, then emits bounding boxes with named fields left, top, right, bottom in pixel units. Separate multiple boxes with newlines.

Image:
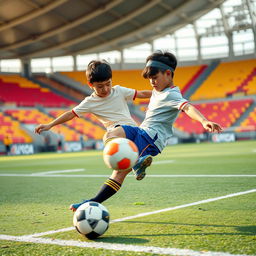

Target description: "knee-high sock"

left=90, top=178, right=121, bottom=203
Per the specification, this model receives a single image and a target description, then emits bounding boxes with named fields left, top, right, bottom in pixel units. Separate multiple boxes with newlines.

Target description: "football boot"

left=132, top=155, right=152, bottom=180
left=70, top=199, right=90, bottom=212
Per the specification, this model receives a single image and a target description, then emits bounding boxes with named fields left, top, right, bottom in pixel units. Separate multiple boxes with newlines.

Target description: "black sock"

left=90, top=178, right=121, bottom=203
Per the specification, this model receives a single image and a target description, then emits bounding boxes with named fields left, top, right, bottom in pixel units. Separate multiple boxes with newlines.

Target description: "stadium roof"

left=0, top=0, right=227, bottom=59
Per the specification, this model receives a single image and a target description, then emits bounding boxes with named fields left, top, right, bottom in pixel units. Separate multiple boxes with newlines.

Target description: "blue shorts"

left=121, top=125, right=160, bottom=157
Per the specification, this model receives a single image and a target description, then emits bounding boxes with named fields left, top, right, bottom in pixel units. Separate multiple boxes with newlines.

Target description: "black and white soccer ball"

left=73, top=201, right=110, bottom=239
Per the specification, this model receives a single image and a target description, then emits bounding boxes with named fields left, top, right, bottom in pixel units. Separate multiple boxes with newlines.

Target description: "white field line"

left=0, top=235, right=249, bottom=256
left=107, top=188, right=256, bottom=223
left=1, top=173, right=256, bottom=178
left=153, top=160, right=175, bottom=164
left=23, top=227, right=75, bottom=238
left=32, top=168, right=85, bottom=175
left=22, top=188, right=256, bottom=238
left=0, top=174, right=109, bottom=177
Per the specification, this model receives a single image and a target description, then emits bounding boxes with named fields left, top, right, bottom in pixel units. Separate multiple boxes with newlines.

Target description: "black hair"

left=142, top=50, right=177, bottom=79
left=86, top=60, right=112, bottom=83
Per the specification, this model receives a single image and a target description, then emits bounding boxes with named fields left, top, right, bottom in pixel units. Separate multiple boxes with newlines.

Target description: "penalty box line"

left=21, top=188, right=256, bottom=238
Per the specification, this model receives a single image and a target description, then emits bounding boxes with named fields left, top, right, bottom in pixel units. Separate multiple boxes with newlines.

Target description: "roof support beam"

left=219, top=4, right=234, bottom=58
left=75, top=0, right=225, bottom=56
left=193, top=22, right=202, bottom=63
left=0, top=0, right=68, bottom=32
left=0, top=0, right=123, bottom=52
left=18, top=0, right=162, bottom=58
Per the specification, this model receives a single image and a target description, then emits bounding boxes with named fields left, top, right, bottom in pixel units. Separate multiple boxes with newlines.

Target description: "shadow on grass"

left=96, top=236, right=149, bottom=244
left=236, top=225, right=256, bottom=235
left=121, top=220, right=256, bottom=233
left=114, top=221, right=256, bottom=236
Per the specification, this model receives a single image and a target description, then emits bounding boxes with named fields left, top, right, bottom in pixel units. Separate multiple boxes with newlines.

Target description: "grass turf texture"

left=0, top=140, right=255, bottom=255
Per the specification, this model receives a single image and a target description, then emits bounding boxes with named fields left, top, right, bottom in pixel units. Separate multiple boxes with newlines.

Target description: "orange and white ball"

left=103, top=138, right=139, bottom=171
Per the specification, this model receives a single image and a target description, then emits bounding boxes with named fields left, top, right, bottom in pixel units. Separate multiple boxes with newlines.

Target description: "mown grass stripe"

left=22, top=188, right=256, bottom=238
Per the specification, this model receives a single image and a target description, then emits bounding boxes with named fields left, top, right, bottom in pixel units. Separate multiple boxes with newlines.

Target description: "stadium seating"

left=173, top=65, right=207, bottom=94
left=0, top=112, right=32, bottom=143
left=174, top=99, right=253, bottom=134
left=191, top=59, right=256, bottom=100
left=4, top=109, right=80, bottom=142
left=238, top=107, right=256, bottom=132
left=1, top=59, right=255, bottom=146
left=247, top=72, right=256, bottom=94
left=35, top=75, right=85, bottom=101
left=49, top=110, right=106, bottom=140
left=0, top=75, right=75, bottom=107
left=61, top=71, right=87, bottom=85
left=62, top=65, right=206, bottom=105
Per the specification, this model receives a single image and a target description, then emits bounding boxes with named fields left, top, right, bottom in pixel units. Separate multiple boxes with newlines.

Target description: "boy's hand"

left=34, top=124, right=51, bottom=134
left=202, top=120, right=223, bottom=133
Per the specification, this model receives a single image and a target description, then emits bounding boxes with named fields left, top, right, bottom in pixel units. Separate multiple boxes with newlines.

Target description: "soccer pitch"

left=0, top=141, right=255, bottom=255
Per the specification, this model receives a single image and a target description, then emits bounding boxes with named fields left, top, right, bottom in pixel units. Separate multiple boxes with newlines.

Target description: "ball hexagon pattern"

left=73, top=201, right=110, bottom=239
left=103, top=138, right=139, bottom=171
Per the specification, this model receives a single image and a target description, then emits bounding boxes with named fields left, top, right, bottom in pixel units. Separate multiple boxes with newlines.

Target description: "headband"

left=146, top=60, right=174, bottom=72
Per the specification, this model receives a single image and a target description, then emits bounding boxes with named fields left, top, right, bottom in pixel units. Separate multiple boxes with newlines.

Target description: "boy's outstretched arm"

left=136, top=90, right=152, bottom=98
left=34, top=110, right=76, bottom=134
left=183, top=104, right=223, bottom=133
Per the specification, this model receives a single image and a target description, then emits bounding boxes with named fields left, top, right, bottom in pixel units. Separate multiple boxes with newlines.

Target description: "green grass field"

left=0, top=140, right=256, bottom=255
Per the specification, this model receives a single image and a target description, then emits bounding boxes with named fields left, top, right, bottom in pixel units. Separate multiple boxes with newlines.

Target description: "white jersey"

left=72, top=85, right=137, bottom=130
left=140, top=86, right=188, bottom=152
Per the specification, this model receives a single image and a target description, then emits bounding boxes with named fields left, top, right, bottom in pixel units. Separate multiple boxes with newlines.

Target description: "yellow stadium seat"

left=191, top=59, right=256, bottom=100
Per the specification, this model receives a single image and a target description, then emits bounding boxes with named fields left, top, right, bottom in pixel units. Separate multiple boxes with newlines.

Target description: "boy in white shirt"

left=34, top=60, right=152, bottom=211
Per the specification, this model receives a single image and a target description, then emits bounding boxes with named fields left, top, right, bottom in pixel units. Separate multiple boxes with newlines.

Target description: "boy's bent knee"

left=103, top=126, right=126, bottom=144
left=110, top=169, right=131, bottom=184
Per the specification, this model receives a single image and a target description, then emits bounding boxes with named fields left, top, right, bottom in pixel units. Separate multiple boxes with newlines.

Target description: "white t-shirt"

left=72, top=85, right=137, bottom=130
left=140, top=86, right=188, bottom=151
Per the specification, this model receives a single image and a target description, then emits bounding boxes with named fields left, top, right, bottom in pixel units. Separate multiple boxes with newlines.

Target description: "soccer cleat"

left=69, top=200, right=90, bottom=212
left=132, top=155, right=152, bottom=181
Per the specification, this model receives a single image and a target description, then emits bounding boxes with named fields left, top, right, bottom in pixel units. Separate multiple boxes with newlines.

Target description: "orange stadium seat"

left=174, top=99, right=253, bottom=134
left=191, top=59, right=256, bottom=100
left=4, top=109, right=80, bottom=142
left=173, top=65, right=207, bottom=94
left=0, top=112, right=32, bottom=143
left=243, top=69, right=256, bottom=95
left=238, top=107, right=256, bottom=132
left=61, top=71, right=87, bottom=85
